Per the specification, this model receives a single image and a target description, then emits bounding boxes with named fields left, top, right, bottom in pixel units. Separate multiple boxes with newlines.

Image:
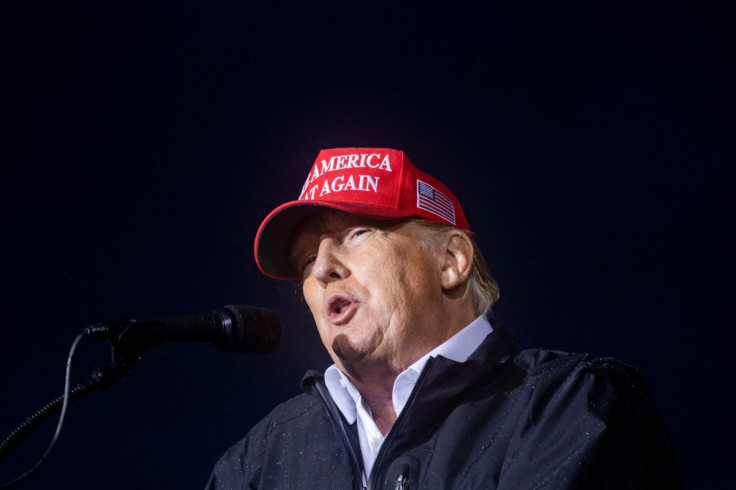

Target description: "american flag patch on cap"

left=416, top=180, right=456, bottom=224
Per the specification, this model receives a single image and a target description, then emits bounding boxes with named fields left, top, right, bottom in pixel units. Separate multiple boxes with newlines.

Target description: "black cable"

left=0, top=332, right=85, bottom=489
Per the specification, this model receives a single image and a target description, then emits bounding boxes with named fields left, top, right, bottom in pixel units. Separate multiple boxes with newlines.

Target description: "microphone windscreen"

left=220, top=305, right=282, bottom=353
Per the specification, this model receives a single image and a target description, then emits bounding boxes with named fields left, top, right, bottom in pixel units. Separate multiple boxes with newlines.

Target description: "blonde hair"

left=411, top=220, right=500, bottom=316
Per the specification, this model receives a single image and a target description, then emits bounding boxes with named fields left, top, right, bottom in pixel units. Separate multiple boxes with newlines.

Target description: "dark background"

left=2, top=1, right=733, bottom=488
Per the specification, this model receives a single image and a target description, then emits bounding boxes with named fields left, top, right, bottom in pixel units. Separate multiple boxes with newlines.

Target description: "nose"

left=310, top=238, right=349, bottom=285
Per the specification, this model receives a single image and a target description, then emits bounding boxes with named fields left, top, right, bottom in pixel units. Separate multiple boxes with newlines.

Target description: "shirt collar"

left=325, top=315, right=494, bottom=423
left=325, top=364, right=359, bottom=423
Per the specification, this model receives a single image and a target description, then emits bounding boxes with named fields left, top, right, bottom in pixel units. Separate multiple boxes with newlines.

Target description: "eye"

left=301, top=255, right=317, bottom=273
left=348, top=228, right=371, bottom=240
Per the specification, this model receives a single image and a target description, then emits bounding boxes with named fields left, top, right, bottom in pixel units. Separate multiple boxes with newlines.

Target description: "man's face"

left=291, top=210, right=450, bottom=376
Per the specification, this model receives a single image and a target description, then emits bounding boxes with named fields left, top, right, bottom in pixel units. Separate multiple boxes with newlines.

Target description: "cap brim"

left=254, top=200, right=416, bottom=280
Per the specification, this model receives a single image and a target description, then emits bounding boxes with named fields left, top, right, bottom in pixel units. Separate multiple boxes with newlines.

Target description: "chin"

left=331, top=334, right=367, bottom=362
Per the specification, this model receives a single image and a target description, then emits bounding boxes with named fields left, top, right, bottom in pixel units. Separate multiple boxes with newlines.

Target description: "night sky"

left=2, top=2, right=734, bottom=488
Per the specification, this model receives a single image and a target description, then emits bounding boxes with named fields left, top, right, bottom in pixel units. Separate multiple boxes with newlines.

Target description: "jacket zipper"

left=394, top=469, right=409, bottom=490
left=310, top=357, right=436, bottom=489
left=365, top=357, right=437, bottom=490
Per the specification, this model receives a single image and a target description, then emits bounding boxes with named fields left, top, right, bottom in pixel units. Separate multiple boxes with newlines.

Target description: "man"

left=208, top=148, right=682, bottom=489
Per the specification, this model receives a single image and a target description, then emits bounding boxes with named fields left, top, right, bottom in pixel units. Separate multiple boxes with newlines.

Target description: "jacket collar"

left=300, top=323, right=519, bottom=395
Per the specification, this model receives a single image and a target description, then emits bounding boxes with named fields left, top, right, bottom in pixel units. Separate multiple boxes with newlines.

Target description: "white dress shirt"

left=324, top=315, right=493, bottom=482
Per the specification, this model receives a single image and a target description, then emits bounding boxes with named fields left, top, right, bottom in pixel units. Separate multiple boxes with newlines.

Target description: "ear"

left=440, top=232, right=474, bottom=291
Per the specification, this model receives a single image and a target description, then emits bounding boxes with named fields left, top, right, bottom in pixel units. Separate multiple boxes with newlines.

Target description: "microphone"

left=84, top=305, right=282, bottom=354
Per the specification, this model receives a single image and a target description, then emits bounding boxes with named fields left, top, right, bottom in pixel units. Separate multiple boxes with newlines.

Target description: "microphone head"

left=217, top=305, right=282, bottom=353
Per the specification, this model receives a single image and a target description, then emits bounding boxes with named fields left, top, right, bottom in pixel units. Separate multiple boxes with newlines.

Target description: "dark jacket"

left=207, top=327, right=682, bottom=489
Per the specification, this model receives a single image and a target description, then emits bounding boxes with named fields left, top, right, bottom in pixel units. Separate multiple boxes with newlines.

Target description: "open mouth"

left=327, top=294, right=357, bottom=323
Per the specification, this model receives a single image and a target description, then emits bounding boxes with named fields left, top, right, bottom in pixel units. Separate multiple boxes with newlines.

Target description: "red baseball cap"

left=254, top=148, right=471, bottom=280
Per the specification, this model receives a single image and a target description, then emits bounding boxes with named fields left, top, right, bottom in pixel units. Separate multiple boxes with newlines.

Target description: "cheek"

left=301, top=280, right=338, bottom=344
left=384, top=258, right=442, bottom=312
left=302, top=281, right=322, bottom=322
left=356, top=260, right=416, bottom=315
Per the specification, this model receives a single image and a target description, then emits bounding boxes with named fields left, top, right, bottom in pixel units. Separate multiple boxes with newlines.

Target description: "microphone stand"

left=0, top=363, right=132, bottom=460
left=0, top=322, right=145, bottom=467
